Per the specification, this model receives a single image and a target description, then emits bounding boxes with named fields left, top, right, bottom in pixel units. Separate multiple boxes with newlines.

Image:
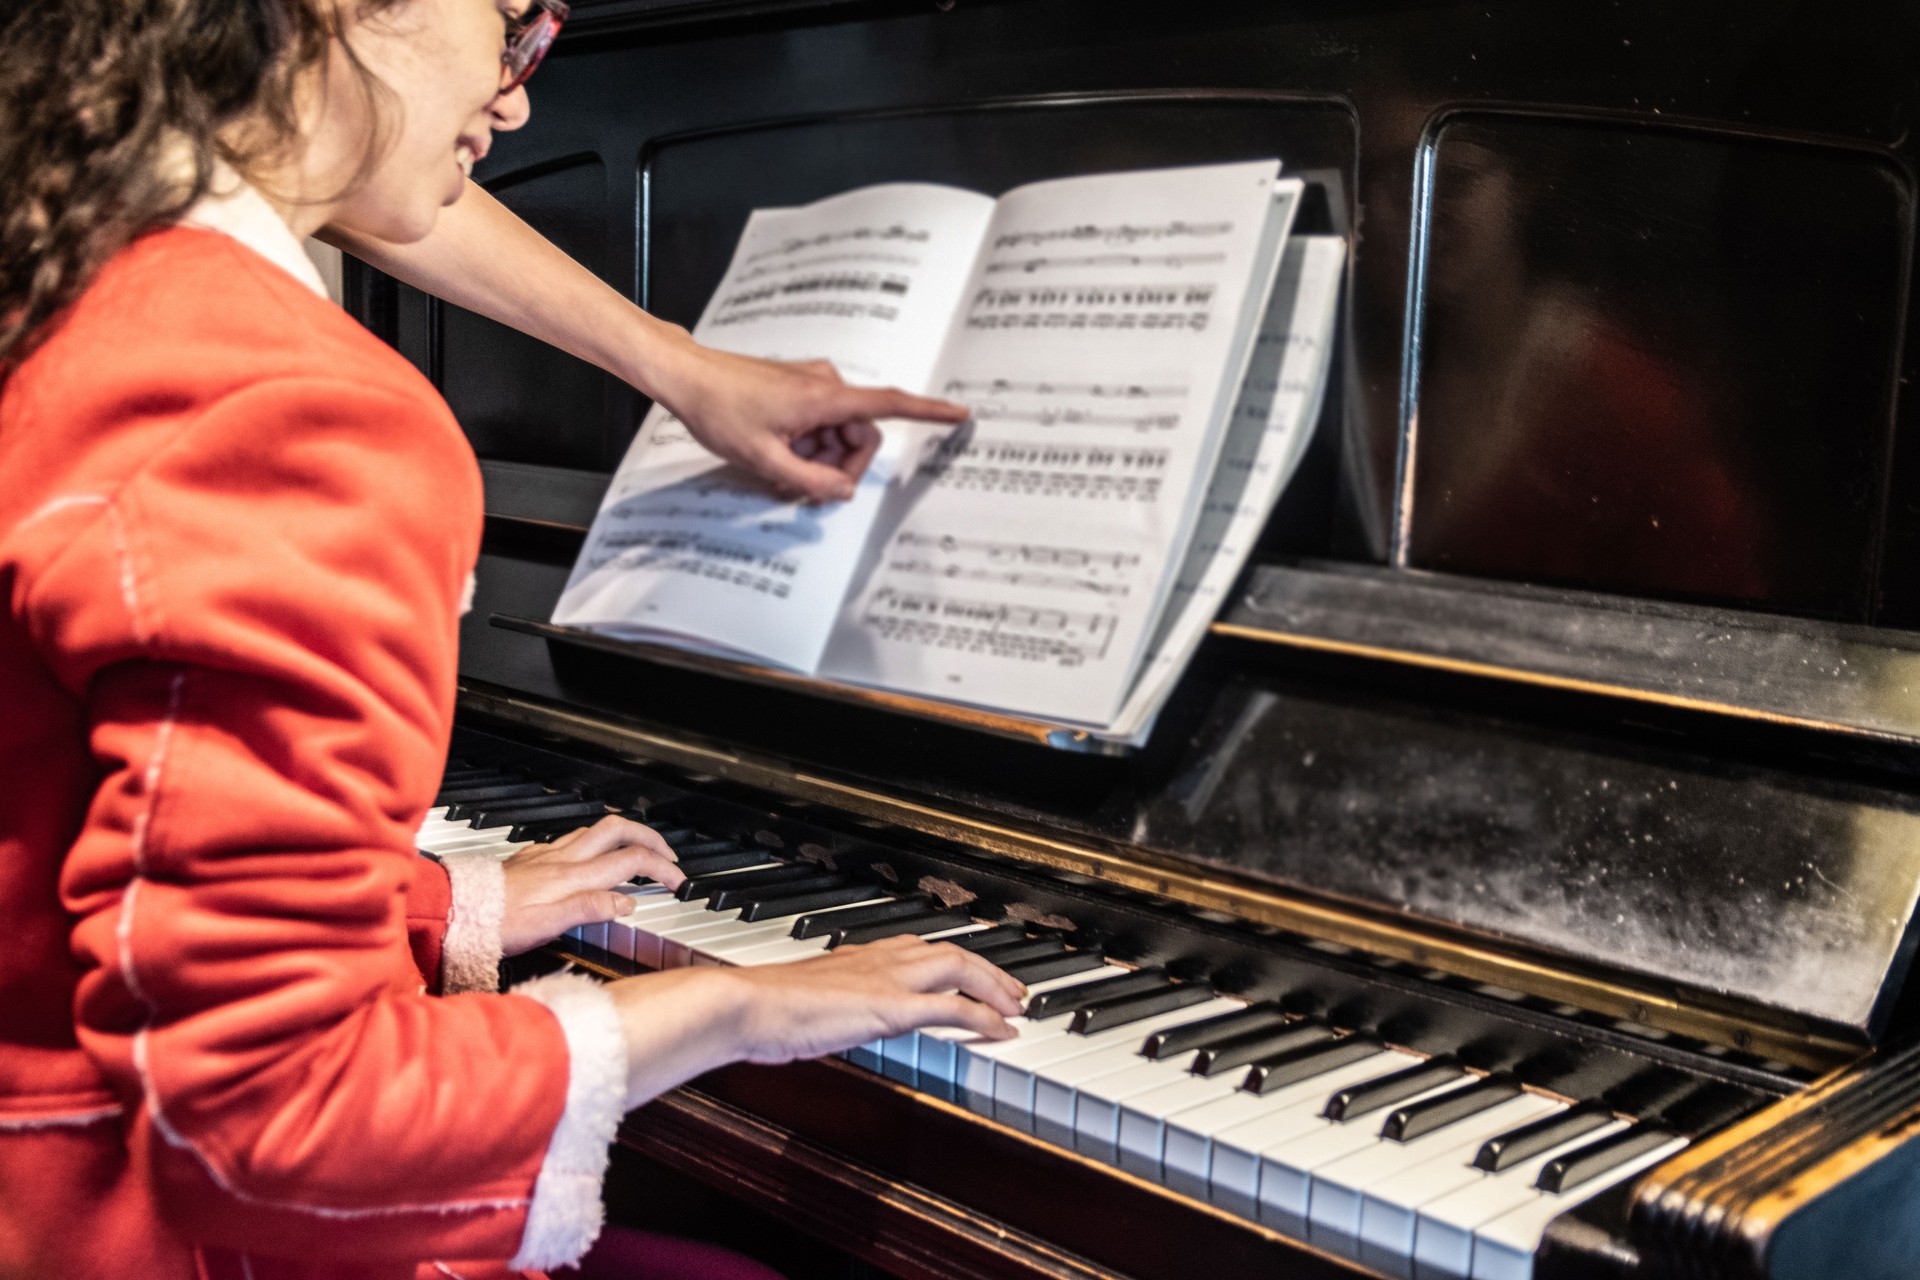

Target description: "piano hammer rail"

left=457, top=680, right=1857, bottom=1074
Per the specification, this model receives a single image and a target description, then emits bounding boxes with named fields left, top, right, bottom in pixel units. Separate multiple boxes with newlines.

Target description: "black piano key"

left=1658, top=1082, right=1759, bottom=1136
left=1190, top=1022, right=1336, bottom=1077
left=468, top=799, right=602, bottom=829
left=734, top=882, right=882, bottom=923
left=1242, top=1035, right=1384, bottom=1096
left=829, top=910, right=974, bottom=947
left=1536, top=1122, right=1678, bottom=1194
left=790, top=897, right=929, bottom=939
left=436, top=781, right=541, bottom=806
left=1141, top=1002, right=1292, bottom=1060
left=676, top=863, right=815, bottom=902
left=444, top=788, right=552, bottom=819
left=962, top=936, right=1064, bottom=965
left=1001, top=950, right=1112, bottom=990
left=1070, top=981, right=1216, bottom=1035
left=706, top=873, right=846, bottom=913
left=511, top=813, right=623, bottom=842
left=673, top=847, right=774, bottom=877
left=706, top=871, right=840, bottom=909
left=1380, top=1075, right=1522, bottom=1142
left=673, top=838, right=742, bottom=858
left=646, top=826, right=697, bottom=845
left=1324, top=1057, right=1465, bottom=1122
left=1473, top=1103, right=1615, bottom=1172
left=1022, top=967, right=1164, bottom=1020
left=947, top=926, right=1029, bottom=954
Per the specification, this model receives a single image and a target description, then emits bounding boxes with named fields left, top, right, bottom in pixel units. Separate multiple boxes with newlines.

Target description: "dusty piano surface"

left=366, top=2, right=1920, bottom=1277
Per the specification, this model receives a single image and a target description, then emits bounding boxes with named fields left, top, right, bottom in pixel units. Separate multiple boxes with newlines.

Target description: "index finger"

left=842, top=386, right=971, bottom=424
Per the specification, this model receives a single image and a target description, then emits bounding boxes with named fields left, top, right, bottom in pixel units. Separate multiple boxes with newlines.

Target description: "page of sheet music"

left=821, top=163, right=1295, bottom=724
left=553, top=184, right=995, bottom=671
left=1107, top=235, right=1347, bottom=742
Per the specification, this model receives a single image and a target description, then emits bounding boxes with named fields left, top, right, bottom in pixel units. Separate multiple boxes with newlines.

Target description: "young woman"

left=0, top=2, right=1021, bottom=1277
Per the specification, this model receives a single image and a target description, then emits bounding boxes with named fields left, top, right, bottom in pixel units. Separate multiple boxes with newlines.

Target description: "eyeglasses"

left=501, top=0, right=569, bottom=93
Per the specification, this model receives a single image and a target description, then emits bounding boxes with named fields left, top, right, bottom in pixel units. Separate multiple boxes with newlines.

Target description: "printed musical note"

left=731, top=251, right=921, bottom=285
left=941, top=377, right=1188, bottom=400
left=860, top=586, right=1121, bottom=668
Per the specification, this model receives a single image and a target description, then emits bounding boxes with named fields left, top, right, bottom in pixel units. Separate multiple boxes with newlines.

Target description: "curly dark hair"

left=0, top=0, right=397, bottom=375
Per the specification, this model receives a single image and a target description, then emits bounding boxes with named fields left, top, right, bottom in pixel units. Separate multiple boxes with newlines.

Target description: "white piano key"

left=1467, top=1136, right=1687, bottom=1280
left=695, top=901, right=895, bottom=962
left=953, top=965, right=1135, bottom=1115
left=1306, top=1092, right=1560, bottom=1259
left=915, top=968, right=1132, bottom=1102
left=1115, top=1046, right=1287, bottom=1179
left=727, top=935, right=836, bottom=966
left=1410, top=1121, right=1633, bottom=1280
left=992, top=997, right=1244, bottom=1132
left=874, top=925, right=998, bottom=1083
left=1162, top=1052, right=1407, bottom=1204
left=1255, top=1075, right=1467, bottom=1236
left=415, top=826, right=514, bottom=853
left=653, top=912, right=750, bottom=968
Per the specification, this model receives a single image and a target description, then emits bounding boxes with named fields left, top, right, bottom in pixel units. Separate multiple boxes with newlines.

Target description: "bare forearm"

left=320, top=180, right=695, bottom=399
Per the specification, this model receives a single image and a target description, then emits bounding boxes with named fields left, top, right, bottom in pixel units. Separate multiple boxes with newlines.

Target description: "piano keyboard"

left=414, top=763, right=1735, bottom=1280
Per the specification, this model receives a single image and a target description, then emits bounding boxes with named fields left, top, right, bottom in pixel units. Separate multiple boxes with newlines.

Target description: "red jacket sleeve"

left=26, top=373, right=570, bottom=1262
left=407, top=857, right=455, bottom=990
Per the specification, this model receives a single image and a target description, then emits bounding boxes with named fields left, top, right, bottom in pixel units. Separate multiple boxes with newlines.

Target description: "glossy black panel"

left=1408, top=116, right=1911, bottom=619
left=440, top=155, right=623, bottom=470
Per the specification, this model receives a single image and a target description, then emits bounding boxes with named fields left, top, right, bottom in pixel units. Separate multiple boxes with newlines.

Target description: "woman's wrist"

left=608, top=966, right=757, bottom=1108
left=604, top=310, right=697, bottom=408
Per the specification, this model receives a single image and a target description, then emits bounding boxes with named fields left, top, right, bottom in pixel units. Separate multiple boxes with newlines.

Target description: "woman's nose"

left=490, top=84, right=531, bottom=132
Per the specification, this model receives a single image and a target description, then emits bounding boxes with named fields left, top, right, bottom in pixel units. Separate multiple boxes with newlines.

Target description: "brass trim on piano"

left=1210, top=620, right=1886, bottom=741
left=458, top=680, right=1863, bottom=1073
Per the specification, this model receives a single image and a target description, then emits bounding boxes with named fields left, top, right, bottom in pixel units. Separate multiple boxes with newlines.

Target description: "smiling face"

left=312, top=0, right=533, bottom=243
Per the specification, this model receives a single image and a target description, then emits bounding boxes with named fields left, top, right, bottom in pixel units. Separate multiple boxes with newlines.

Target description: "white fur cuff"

left=507, top=972, right=628, bottom=1271
left=440, top=853, right=506, bottom=994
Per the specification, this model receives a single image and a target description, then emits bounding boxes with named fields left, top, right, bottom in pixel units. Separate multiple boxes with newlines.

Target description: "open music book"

left=554, top=161, right=1345, bottom=744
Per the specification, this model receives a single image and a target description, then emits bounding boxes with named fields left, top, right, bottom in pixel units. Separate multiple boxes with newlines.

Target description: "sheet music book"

left=554, top=161, right=1345, bottom=744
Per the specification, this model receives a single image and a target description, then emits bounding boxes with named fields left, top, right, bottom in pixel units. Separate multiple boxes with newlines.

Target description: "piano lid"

left=363, top=0, right=1920, bottom=1051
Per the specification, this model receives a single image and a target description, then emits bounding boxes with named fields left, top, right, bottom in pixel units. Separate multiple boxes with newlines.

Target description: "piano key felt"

left=790, top=896, right=930, bottom=939
left=1244, top=1035, right=1386, bottom=1095
left=1324, top=1058, right=1466, bottom=1122
left=1000, top=949, right=1111, bottom=986
left=1072, top=981, right=1218, bottom=1034
left=1382, top=1077, right=1523, bottom=1143
left=737, top=883, right=878, bottom=922
left=1024, top=967, right=1167, bottom=1019
left=1141, top=1002, right=1292, bottom=1060
left=1473, top=1103, right=1615, bottom=1172
left=1192, top=1023, right=1337, bottom=1077
left=829, top=910, right=975, bottom=946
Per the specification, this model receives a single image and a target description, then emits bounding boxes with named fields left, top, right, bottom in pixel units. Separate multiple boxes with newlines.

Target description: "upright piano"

left=360, top=3, right=1920, bottom=1276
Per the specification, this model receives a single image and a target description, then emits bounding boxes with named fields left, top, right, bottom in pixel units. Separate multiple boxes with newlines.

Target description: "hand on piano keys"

left=417, top=774, right=1727, bottom=1280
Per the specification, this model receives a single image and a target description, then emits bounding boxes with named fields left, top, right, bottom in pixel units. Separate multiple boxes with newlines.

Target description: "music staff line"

left=969, top=405, right=1179, bottom=431
left=990, top=219, right=1233, bottom=251
left=743, top=223, right=931, bottom=266
left=893, top=531, right=1144, bottom=572
left=983, top=251, right=1228, bottom=275
left=881, top=558, right=1134, bottom=598
left=942, top=377, right=1188, bottom=400
left=731, top=250, right=920, bottom=284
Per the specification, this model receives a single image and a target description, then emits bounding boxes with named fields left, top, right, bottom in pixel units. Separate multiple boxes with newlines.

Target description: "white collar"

left=179, top=166, right=330, bottom=300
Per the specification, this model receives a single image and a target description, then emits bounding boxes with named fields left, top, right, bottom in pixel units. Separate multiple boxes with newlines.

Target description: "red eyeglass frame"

left=501, top=0, right=569, bottom=93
